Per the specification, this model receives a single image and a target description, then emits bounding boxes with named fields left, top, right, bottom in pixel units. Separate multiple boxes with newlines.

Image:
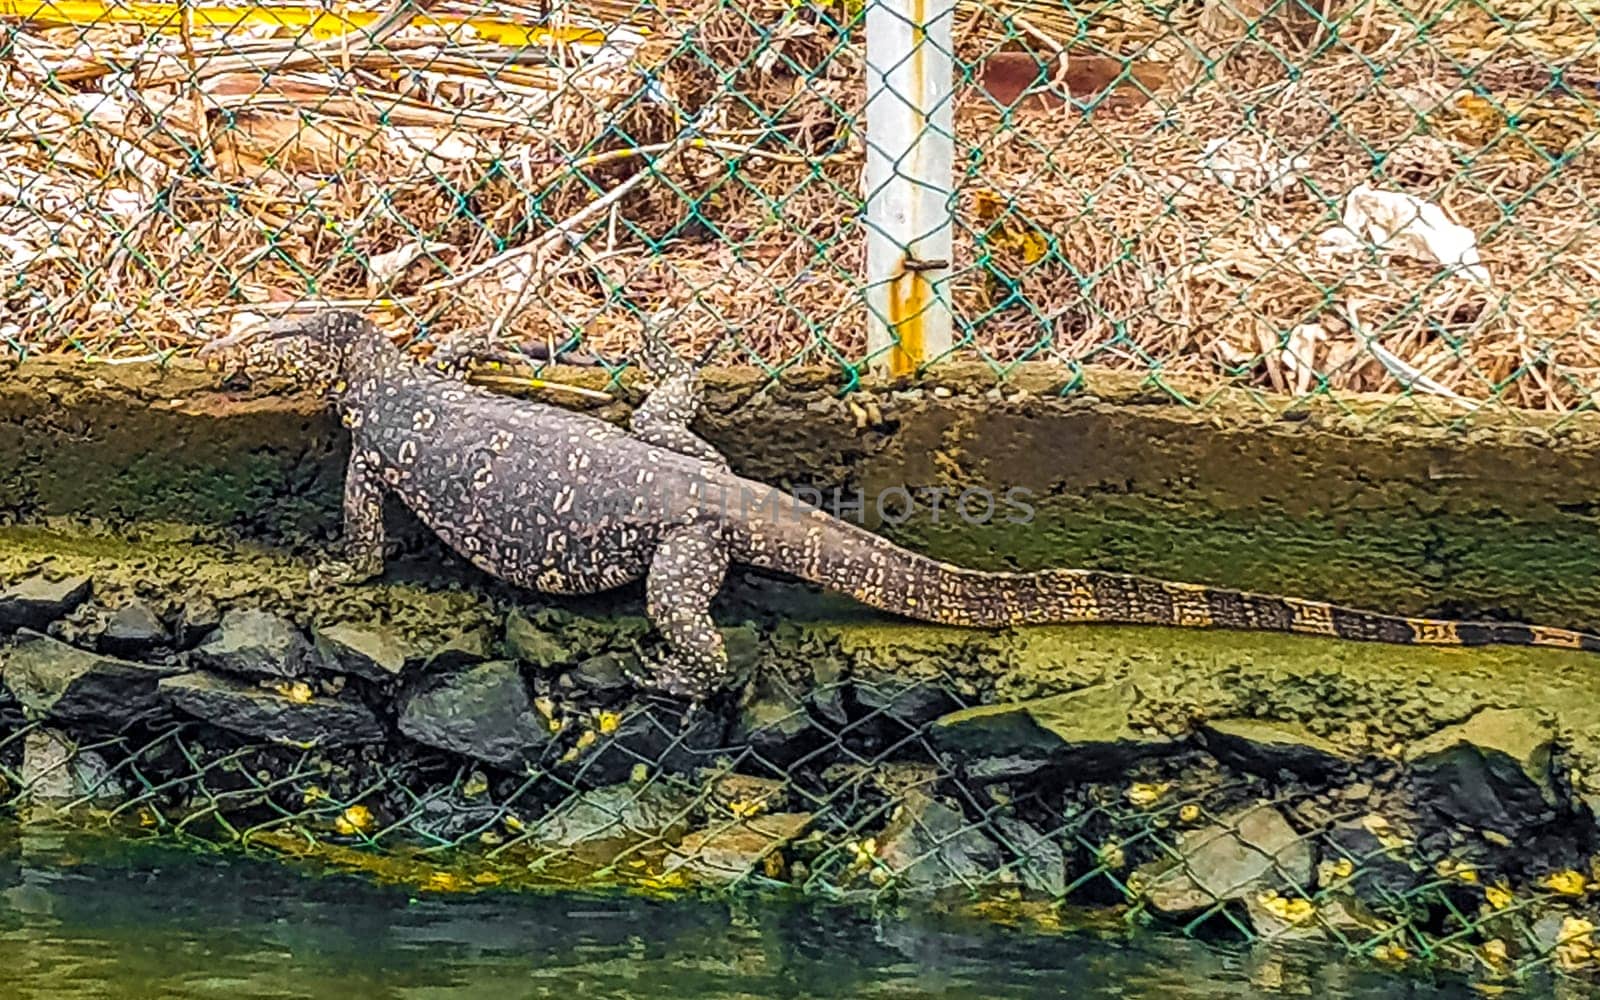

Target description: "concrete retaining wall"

left=4, top=358, right=1598, bottom=628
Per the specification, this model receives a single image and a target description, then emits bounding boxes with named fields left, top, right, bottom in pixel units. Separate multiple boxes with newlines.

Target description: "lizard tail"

left=730, top=499, right=1600, bottom=653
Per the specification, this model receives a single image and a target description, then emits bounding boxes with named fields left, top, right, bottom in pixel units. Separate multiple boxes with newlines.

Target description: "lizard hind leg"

left=629, top=319, right=730, bottom=469
left=639, top=523, right=734, bottom=702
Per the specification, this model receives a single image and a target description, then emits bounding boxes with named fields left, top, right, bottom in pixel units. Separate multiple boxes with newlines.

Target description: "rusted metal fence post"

left=862, top=0, right=955, bottom=378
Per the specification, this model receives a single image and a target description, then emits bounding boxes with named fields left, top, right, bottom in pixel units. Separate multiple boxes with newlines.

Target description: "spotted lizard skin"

left=209, top=311, right=1600, bottom=701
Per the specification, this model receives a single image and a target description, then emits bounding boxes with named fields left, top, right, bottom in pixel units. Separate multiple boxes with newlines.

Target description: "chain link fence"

left=5, top=596, right=1600, bottom=990
left=1, top=0, right=1596, bottom=412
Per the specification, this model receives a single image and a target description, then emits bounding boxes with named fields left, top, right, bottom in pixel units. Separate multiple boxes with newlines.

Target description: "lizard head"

left=197, top=310, right=386, bottom=398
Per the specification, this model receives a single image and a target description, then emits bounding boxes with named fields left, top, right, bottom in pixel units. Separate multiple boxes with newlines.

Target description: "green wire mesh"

left=6, top=666, right=1600, bottom=991
left=0, top=0, right=1594, bottom=415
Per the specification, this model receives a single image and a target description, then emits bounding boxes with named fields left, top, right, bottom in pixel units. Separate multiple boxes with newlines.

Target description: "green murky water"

left=0, top=824, right=1497, bottom=1000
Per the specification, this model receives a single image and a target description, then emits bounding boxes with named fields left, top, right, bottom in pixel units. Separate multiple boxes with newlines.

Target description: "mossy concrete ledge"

left=5, top=358, right=1600, bottom=629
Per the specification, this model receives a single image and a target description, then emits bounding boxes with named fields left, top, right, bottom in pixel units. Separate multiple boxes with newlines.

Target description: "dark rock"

left=1202, top=718, right=1356, bottom=779
left=809, top=658, right=850, bottom=727
left=313, top=623, right=414, bottom=684
left=2, top=629, right=181, bottom=725
left=397, top=660, right=550, bottom=768
left=532, top=783, right=695, bottom=849
left=664, top=812, right=814, bottom=883
left=1136, top=803, right=1315, bottom=917
left=1404, top=707, right=1556, bottom=837
left=568, top=652, right=635, bottom=694
left=875, top=790, right=1004, bottom=895
left=732, top=675, right=815, bottom=766
left=991, top=816, right=1066, bottom=897
left=412, top=627, right=495, bottom=673
left=172, top=596, right=222, bottom=649
left=0, top=575, right=92, bottom=632
left=159, top=671, right=384, bottom=746
left=98, top=601, right=170, bottom=657
left=191, top=609, right=317, bottom=679
left=505, top=609, right=574, bottom=670
left=566, top=701, right=727, bottom=786
left=856, top=678, right=960, bottom=733
left=930, top=682, right=1176, bottom=783
left=1321, top=814, right=1423, bottom=899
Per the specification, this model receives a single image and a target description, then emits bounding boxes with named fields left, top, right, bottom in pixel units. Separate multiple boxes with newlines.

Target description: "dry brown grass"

left=2, top=0, right=1597, bottom=408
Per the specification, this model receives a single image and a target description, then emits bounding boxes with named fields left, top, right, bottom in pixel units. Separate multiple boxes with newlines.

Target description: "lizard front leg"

left=638, top=522, right=733, bottom=701
left=317, top=448, right=388, bottom=586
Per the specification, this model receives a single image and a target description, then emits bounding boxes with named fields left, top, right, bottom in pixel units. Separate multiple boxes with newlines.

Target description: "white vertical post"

left=862, top=0, right=955, bottom=379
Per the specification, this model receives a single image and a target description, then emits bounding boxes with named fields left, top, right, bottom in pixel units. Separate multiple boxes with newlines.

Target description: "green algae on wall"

left=11, top=522, right=1600, bottom=758
left=5, top=358, right=1600, bottom=628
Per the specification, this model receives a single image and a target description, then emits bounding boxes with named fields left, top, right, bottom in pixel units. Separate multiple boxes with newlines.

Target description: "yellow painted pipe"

left=0, top=0, right=621, bottom=47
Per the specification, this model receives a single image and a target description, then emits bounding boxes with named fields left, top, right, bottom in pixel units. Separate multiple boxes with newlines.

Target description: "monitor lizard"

left=199, top=310, right=1600, bottom=702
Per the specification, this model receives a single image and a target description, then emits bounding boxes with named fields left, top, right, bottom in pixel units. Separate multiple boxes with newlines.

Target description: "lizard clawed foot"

left=628, top=651, right=723, bottom=718
left=310, top=555, right=384, bottom=588
left=634, top=664, right=712, bottom=703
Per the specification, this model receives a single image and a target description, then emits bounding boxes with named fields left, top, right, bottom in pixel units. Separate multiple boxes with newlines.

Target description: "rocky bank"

left=4, top=530, right=1600, bottom=984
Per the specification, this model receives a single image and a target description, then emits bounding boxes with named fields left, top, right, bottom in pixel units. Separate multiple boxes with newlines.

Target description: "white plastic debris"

left=99, top=188, right=148, bottom=221
left=1319, top=184, right=1490, bottom=284
left=1199, top=137, right=1307, bottom=196
left=1280, top=321, right=1328, bottom=396
left=1345, top=300, right=1480, bottom=410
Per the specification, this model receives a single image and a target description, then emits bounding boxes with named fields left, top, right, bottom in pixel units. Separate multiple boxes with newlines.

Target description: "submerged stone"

left=1243, top=891, right=1379, bottom=944
left=2, top=629, right=181, bottom=725
left=990, top=816, right=1067, bottom=897
left=821, top=760, right=943, bottom=803
left=664, top=812, right=814, bottom=884
left=875, top=790, right=1005, bottom=895
left=808, top=658, right=850, bottom=727
left=97, top=600, right=171, bottom=657
left=191, top=609, right=318, bottom=679
left=1404, top=707, right=1557, bottom=836
left=159, top=671, right=384, bottom=745
left=1135, top=803, right=1315, bottom=917
left=566, top=701, right=727, bottom=786
left=0, top=574, right=92, bottom=633
left=409, top=788, right=507, bottom=844
left=532, top=783, right=695, bottom=849
left=18, top=727, right=124, bottom=806
left=397, top=660, right=550, bottom=768
left=930, top=682, right=1176, bottom=782
left=313, top=623, right=414, bottom=684
left=720, top=625, right=764, bottom=689
left=1202, top=718, right=1356, bottom=780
